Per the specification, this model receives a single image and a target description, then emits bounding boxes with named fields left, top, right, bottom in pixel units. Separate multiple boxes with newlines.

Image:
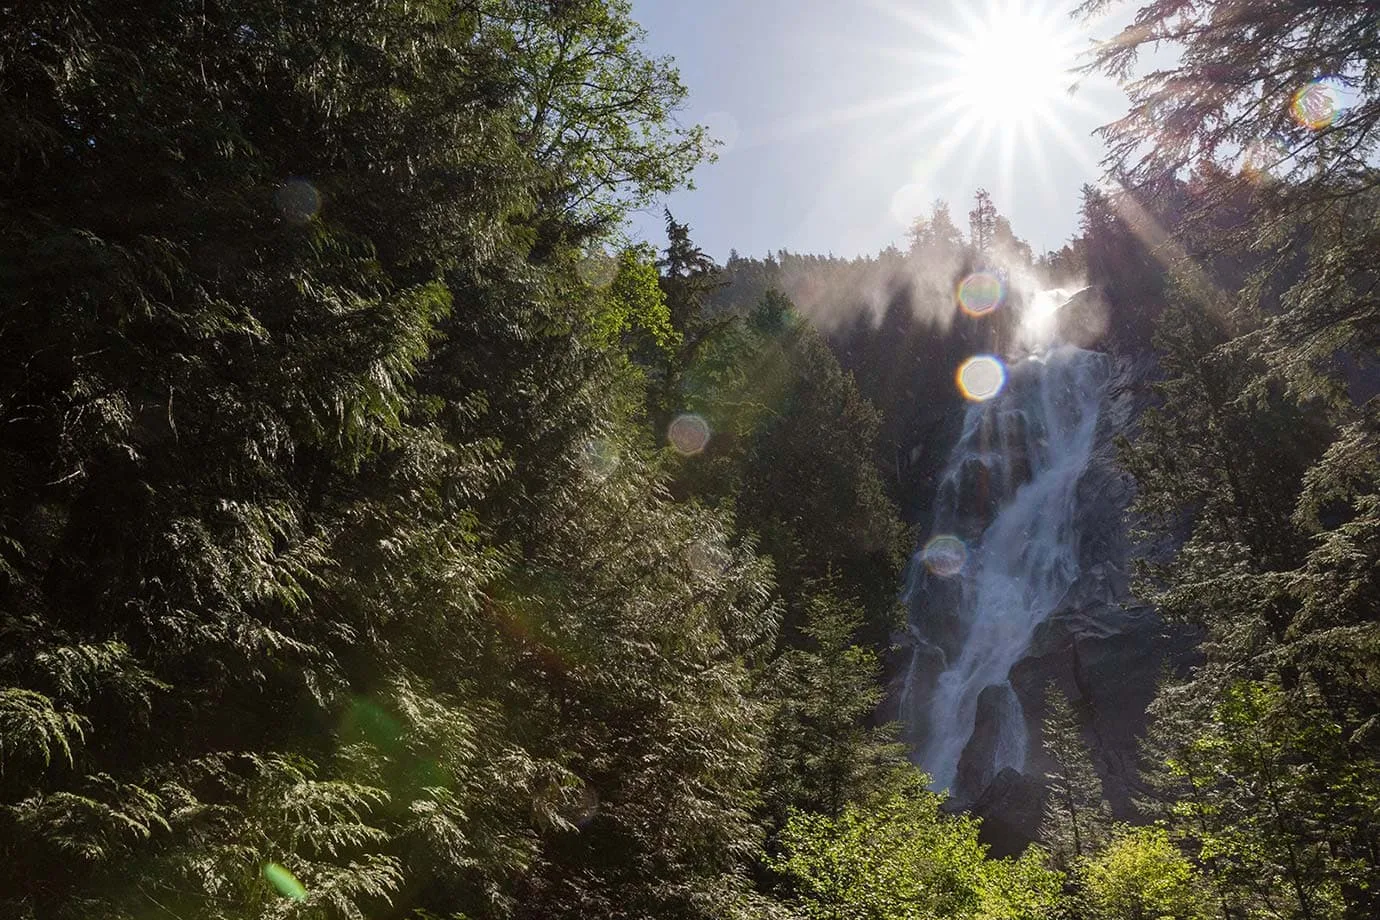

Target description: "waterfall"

left=902, top=336, right=1110, bottom=797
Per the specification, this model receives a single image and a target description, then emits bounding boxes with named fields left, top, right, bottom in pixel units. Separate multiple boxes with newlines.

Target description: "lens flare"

left=341, top=698, right=402, bottom=749
left=274, top=178, right=320, bottom=224
left=957, top=272, right=1004, bottom=316
left=576, top=252, right=618, bottom=289
left=923, top=535, right=968, bottom=577
left=667, top=414, right=711, bottom=455
left=580, top=438, right=619, bottom=481
left=1291, top=79, right=1343, bottom=130
left=264, top=862, right=307, bottom=901
left=956, top=355, right=1006, bottom=402
left=572, top=784, right=601, bottom=828
left=890, top=182, right=931, bottom=227
left=686, top=541, right=725, bottom=576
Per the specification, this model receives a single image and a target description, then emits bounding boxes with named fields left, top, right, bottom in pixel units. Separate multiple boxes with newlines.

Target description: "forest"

left=2, top=1, right=1378, bottom=918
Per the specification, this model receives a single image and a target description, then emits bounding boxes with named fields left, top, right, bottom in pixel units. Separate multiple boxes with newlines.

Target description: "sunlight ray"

left=996, top=125, right=1018, bottom=208
left=956, top=119, right=999, bottom=201
left=1041, top=120, right=1226, bottom=304
left=864, top=0, right=973, bottom=50
left=756, top=87, right=955, bottom=146
left=1019, top=118, right=1065, bottom=228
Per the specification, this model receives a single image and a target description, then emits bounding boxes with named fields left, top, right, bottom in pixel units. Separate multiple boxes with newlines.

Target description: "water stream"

left=902, top=336, right=1110, bottom=796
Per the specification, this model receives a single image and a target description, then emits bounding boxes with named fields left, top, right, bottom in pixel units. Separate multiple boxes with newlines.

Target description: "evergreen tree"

left=969, top=189, right=999, bottom=255
left=0, top=2, right=796, bottom=918
left=909, top=199, right=966, bottom=257
left=1040, top=685, right=1111, bottom=873
left=1085, top=5, right=1380, bottom=917
left=759, top=589, right=910, bottom=828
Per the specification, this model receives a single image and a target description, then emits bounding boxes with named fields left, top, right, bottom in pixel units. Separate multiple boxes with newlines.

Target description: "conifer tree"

left=1085, top=5, right=1380, bottom=917
left=0, top=2, right=782, bottom=918
left=969, top=189, right=999, bottom=254
left=760, top=589, right=910, bottom=828
left=1040, top=685, right=1111, bottom=873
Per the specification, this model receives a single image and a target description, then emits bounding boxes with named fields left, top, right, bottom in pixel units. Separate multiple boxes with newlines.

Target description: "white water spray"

left=902, top=293, right=1109, bottom=797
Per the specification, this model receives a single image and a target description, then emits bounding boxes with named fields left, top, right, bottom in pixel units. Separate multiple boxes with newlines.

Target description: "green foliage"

left=1082, top=6, right=1380, bottom=908
left=0, top=688, right=87, bottom=774
left=0, top=1, right=788, bottom=918
left=771, top=774, right=1062, bottom=920
left=508, top=0, right=711, bottom=231
left=587, top=245, right=679, bottom=351
left=1080, top=825, right=1206, bottom=920
left=656, top=278, right=908, bottom=641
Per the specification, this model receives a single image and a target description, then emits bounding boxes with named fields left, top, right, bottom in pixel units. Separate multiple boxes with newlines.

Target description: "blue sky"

left=626, top=0, right=1130, bottom=262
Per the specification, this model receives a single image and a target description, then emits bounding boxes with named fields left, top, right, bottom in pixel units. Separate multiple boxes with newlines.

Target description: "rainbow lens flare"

left=957, top=272, right=1004, bottom=316
left=667, top=413, right=711, bottom=455
left=923, top=535, right=968, bottom=577
left=581, top=438, right=619, bottom=480
left=956, top=355, right=1006, bottom=402
left=264, top=862, right=307, bottom=901
left=1291, top=80, right=1342, bottom=130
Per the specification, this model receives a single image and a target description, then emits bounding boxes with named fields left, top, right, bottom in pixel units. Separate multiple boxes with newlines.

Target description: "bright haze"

left=629, top=0, right=1127, bottom=260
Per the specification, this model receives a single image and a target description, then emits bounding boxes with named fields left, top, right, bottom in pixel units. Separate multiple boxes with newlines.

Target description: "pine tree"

left=1084, top=6, right=1380, bottom=916
left=759, top=589, right=910, bottom=828
left=1040, top=685, right=1111, bottom=873
left=969, top=189, right=999, bottom=254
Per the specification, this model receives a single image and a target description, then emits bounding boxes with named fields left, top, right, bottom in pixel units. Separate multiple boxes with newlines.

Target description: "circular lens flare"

left=274, top=178, right=320, bottom=224
left=577, top=252, right=619, bottom=289
left=891, top=182, right=932, bottom=227
left=923, top=535, right=968, bottom=578
left=668, top=414, right=711, bottom=455
left=956, top=355, right=1006, bottom=401
left=686, top=541, right=725, bottom=576
left=957, top=272, right=1004, bottom=316
left=1292, top=80, right=1343, bottom=130
left=581, top=438, right=619, bottom=480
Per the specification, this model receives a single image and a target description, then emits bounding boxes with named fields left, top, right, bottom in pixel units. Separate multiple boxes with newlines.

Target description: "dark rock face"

left=955, top=684, right=1023, bottom=800
left=969, top=768, right=1046, bottom=857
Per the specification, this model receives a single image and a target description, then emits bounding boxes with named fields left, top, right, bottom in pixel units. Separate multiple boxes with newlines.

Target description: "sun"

left=947, top=1, right=1082, bottom=129
left=771, top=0, right=1115, bottom=235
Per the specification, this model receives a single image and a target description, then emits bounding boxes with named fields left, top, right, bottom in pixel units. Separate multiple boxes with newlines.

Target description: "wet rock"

left=954, top=684, right=1023, bottom=802
left=886, top=637, right=947, bottom=740
left=1012, top=602, right=1197, bottom=819
left=956, top=456, right=997, bottom=536
left=969, top=768, right=1046, bottom=858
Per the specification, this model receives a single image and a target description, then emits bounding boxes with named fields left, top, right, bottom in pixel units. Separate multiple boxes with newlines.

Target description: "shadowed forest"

left=3, top=2, right=1380, bottom=919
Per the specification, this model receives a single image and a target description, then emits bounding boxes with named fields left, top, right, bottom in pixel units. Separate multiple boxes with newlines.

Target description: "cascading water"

left=901, top=309, right=1110, bottom=798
